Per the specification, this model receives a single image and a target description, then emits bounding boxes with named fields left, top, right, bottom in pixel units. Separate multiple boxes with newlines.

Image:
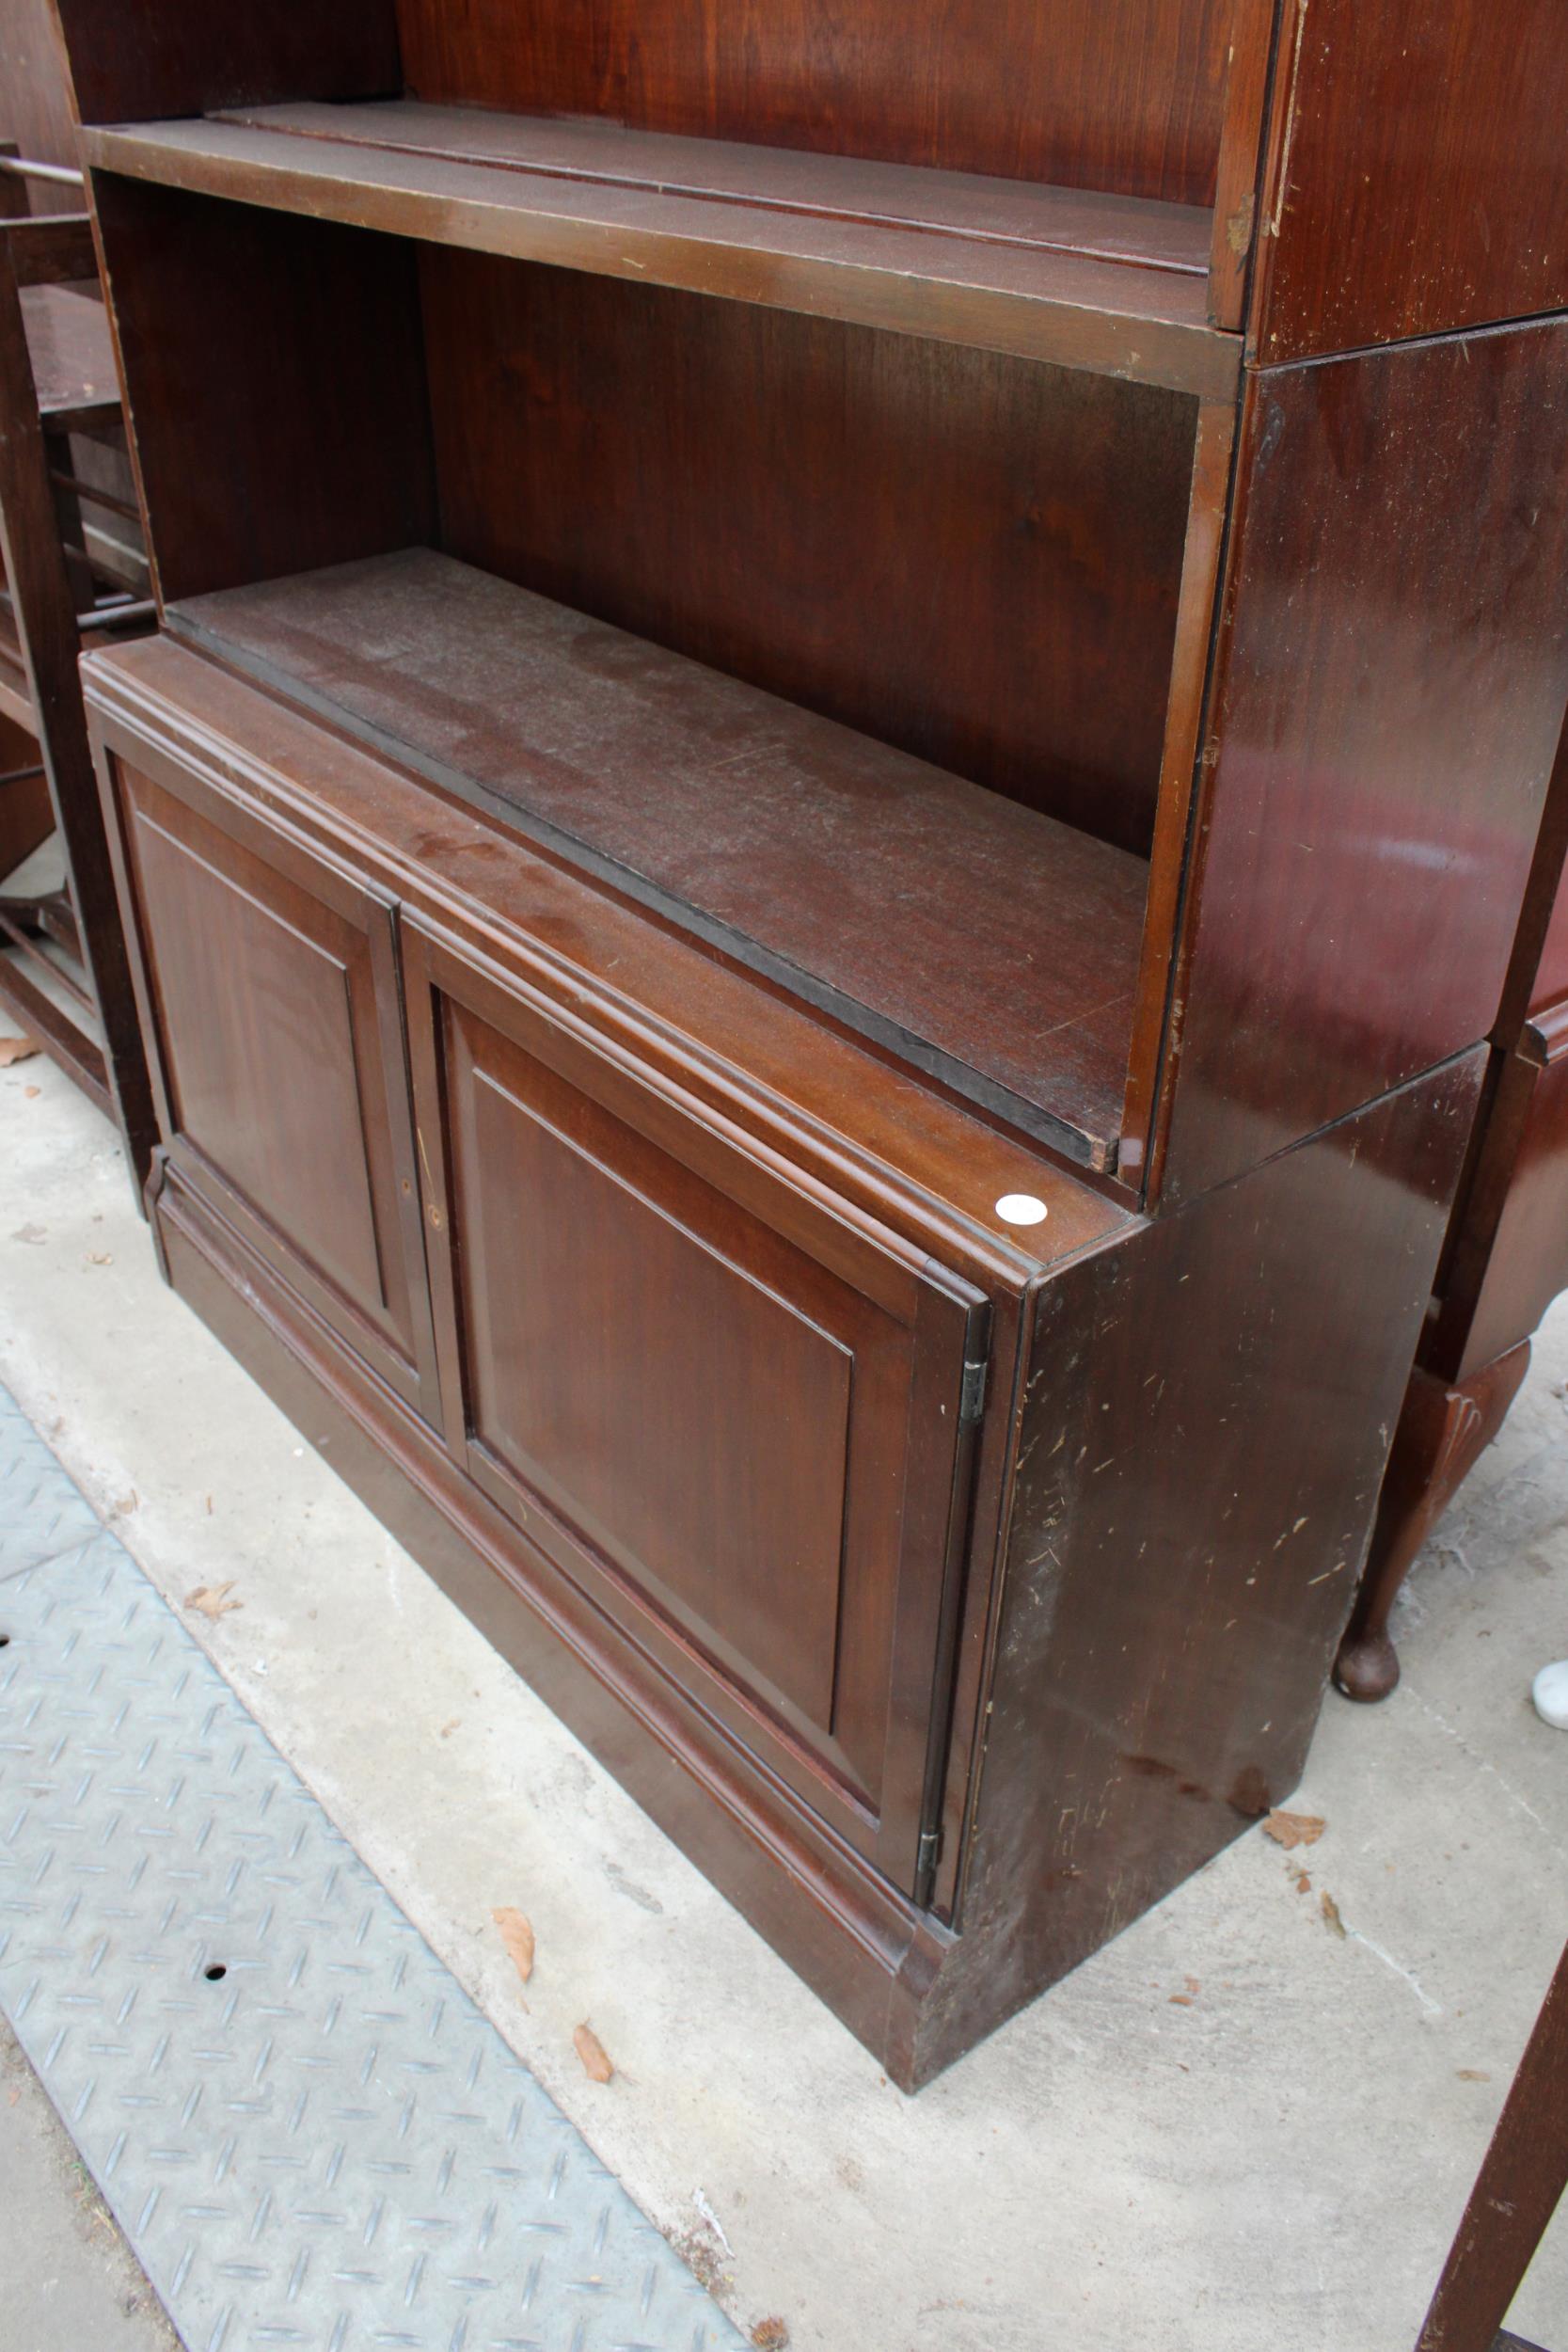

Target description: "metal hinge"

left=916, top=1825, right=942, bottom=1882
left=959, top=1354, right=990, bottom=1426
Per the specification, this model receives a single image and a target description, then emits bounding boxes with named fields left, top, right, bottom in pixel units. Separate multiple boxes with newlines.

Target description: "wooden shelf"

left=21, top=283, right=121, bottom=432
left=0, top=603, right=32, bottom=731
left=79, top=103, right=1238, bottom=397
left=167, top=548, right=1148, bottom=1168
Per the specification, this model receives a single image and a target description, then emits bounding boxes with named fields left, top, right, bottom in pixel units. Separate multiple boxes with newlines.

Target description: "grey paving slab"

left=0, top=1384, right=105, bottom=1580
left=0, top=1396, right=746, bottom=2352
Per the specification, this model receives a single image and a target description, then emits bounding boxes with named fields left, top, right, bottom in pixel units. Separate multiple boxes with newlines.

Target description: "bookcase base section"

left=87, top=644, right=1484, bottom=2087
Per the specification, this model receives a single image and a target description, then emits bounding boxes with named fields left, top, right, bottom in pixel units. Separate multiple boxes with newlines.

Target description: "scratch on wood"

left=1268, top=0, right=1311, bottom=239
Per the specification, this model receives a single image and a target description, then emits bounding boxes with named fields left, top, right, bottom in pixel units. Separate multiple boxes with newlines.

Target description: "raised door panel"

left=110, top=749, right=440, bottom=1422
left=403, top=915, right=986, bottom=1888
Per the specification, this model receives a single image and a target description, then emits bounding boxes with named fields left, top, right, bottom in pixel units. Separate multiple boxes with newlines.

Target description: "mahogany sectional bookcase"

left=45, top=0, right=1568, bottom=2086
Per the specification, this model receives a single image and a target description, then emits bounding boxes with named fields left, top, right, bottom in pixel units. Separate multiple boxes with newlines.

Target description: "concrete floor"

left=0, top=2014, right=178, bottom=2352
left=1, top=1049, right=1564, bottom=2352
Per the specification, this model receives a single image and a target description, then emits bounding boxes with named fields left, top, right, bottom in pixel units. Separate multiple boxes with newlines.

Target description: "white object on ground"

left=1532, top=1660, right=1568, bottom=1729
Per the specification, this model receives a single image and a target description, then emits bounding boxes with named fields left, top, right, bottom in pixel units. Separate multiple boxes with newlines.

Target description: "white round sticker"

left=994, top=1193, right=1049, bottom=1227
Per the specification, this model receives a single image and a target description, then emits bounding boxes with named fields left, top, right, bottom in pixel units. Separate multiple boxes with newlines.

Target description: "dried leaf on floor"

left=491, top=1906, right=534, bottom=1987
left=1321, top=1890, right=1346, bottom=1939
left=24, top=1085, right=40, bottom=1099
left=752, top=2322, right=791, bottom=2350
left=1168, top=1994, right=1194, bottom=2007
left=1295, top=1870, right=1312, bottom=1894
left=1262, top=1809, right=1325, bottom=1850
left=184, top=1581, right=243, bottom=1620
left=439, top=1717, right=461, bottom=1738
left=85, top=1251, right=113, bottom=1267
left=0, top=1036, right=40, bottom=1067
left=573, top=2022, right=614, bottom=2082
left=1457, top=2069, right=1491, bottom=2082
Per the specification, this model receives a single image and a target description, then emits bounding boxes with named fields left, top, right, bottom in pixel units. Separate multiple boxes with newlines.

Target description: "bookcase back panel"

left=53, top=0, right=399, bottom=127
left=93, top=177, right=436, bottom=604
left=394, top=0, right=1232, bottom=206
left=421, top=250, right=1196, bottom=855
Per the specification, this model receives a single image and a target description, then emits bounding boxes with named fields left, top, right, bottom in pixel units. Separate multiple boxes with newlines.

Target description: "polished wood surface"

left=20, top=281, right=118, bottom=426
left=57, top=0, right=1568, bottom=2083
left=171, top=548, right=1148, bottom=1168
left=108, top=749, right=442, bottom=1421
left=1253, top=0, right=1568, bottom=362
left=419, top=252, right=1195, bottom=860
left=392, top=0, right=1233, bottom=207
left=85, top=633, right=1128, bottom=1285
left=90, top=173, right=436, bottom=605
left=51, top=0, right=398, bottom=130
left=1335, top=1345, right=1531, bottom=1705
left=921, top=1051, right=1485, bottom=2078
left=1451, top=1011, right=1568, bottom=1380
left=1417, top=1938, right=1568, bottom=2352
left=78, top=116, right=1241, bottom=398
left=403, top=914, right=985, bottom=1880
left=221, top=99, right=1215, bottom=277
left=1161, top=322, right=1568, bottom=1204
left=83, top=623, right=1492, bottom=2079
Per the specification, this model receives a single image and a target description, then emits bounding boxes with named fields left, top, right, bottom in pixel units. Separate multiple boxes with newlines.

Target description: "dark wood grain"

left=1205, top=0, right=1275, bottom=327
left=392, top=0, right=1233, bottom=207
left=79, top=118, right=1241, bottom=397
left=3, top=212, right=95, bottom=286
left=0, top=0, right=78, bottom=174
left=50, top=0, right=398, bottom=128
left=403, top=914, right=984, bottom=1876
left=1449, top=1010, right=1568, bottom=1381
left=1418, top=1938, right=1568, bottom=2352
left=20, top=282, right=118, bottom=425
left=419, top=250, right=1196, bottom=858
left=218, top=100, right=1213, bottom=277
left=0, top=182, right=155, bottom=1180
left=1160, top=322, right=1568, bottom=1205
left=1334, top=1344, right=1531, bottom=1704
left=905, top=1049, right=1484, bottom=2083
left=88, top=172, right=436, bottom=606
left=170, top=548, right=1151, bottom=1168
left=80, top=618, right=1492, bottom=2083
left=1253, top=0, right=1568, bottom=362
left=85, top=630, right=1130, bottom=1286
left=107, top=748, right=443, bottom=1422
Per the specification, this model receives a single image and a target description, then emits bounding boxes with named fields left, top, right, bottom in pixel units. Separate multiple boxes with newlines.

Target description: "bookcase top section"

left=168, top=548, right=1148, bottom=1168
left=80, top=103, right=1238, bottom=396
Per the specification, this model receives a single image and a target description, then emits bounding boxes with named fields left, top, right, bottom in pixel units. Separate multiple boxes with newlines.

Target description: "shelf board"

left=80, top=104, right=1239, bottom=397
left=21, top=283, right=121, bottom=432
left=168, top=548, right=1148, bottom=1169
left=0, top=604, right=33, bottom=732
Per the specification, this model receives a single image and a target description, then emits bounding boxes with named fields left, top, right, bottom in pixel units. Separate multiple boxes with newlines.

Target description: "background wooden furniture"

left=45, top=0, right=1568, bottom=2084
left=1417, top=1937, right=1567, bottom=2352
left=0, top=115, right=154, bottom=1173
left=1338, top=732, right=1568, bottom=1700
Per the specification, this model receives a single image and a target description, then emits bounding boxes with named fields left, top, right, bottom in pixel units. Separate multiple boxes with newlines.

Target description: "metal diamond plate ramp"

left=0, top=1391, right=747, bottom=2352
left=0, top=1382, right=105, bottom=1580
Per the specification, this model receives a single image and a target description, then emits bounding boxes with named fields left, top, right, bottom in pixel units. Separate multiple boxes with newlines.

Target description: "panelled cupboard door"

left=401, top=914, right=988, bottom=1892
left=106, top=748, right=442, bottom=1424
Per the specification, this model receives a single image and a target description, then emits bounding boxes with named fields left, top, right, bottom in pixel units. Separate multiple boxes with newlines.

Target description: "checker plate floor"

left=0, top=1384, right=745, bottom=2352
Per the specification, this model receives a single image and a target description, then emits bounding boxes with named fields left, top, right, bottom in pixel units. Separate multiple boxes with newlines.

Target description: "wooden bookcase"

left=0, top=127, right=154, bottom=1168
left=46, top=0, right=1568, bottom=2084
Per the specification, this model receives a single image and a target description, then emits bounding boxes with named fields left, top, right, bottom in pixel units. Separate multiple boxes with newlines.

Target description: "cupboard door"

left=403, top=915, right=987, bottom=1891
left=107, top=746, right=441, bottom=1423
